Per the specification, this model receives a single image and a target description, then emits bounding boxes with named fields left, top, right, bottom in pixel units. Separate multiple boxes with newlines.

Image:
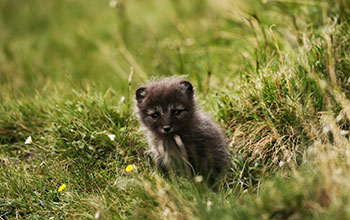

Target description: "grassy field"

left=1, top=0, right=350, bottom=219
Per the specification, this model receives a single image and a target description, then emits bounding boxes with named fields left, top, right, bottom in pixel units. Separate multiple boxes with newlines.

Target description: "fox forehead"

left=170, top=104, right=185, bottom=110
left=146, top=104, right=185, bottom=115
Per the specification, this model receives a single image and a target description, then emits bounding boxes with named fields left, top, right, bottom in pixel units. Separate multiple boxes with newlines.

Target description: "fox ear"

left=180, top=81, right=194, bottom=98
left=135, top=87, right=146, bottom=102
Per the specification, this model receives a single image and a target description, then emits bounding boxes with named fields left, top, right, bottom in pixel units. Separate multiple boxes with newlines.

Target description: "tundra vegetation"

left=1, top=0, right=350, bottom=219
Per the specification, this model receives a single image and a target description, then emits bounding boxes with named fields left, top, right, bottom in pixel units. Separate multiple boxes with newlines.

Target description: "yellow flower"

left=125, top=164, right=134, bottom=172
left=58, top=184, right=66, bottom=192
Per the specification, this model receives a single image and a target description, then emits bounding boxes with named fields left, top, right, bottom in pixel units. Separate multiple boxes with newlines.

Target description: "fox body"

left=135, top=78, right=229, bottom=183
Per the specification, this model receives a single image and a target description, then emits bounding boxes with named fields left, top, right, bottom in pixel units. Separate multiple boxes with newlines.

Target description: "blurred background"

left=1, top=0, right=329, bottom=98
left=0, top=0, right=244, bottom=98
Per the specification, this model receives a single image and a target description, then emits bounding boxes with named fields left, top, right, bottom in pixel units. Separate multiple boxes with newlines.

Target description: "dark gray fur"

left=135, top=78, right=229, bottom=184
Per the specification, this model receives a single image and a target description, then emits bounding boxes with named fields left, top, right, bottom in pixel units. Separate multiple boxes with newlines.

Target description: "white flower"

left=340, top=130, right=349, bottom=135
left=107, top=134, right=115, bottom=141
left=109, top=0, right=117, bottom=8
left=207, top=200, right=213, bottom=210
left=163, top=207, right=171, bottom=217
left=94, top=210, right=100, bottom=219
left=25, top=136, right=33, bottom=145
left=279, top=161, right=284, bottom=167
left=322, top=125, right=330, bottom=134
left=194, top=175, right=203, bottom=183
left=120, top=96, right=125, bottom=104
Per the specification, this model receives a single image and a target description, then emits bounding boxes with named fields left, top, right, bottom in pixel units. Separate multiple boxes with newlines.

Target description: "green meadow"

left=1, top=0, right=350, bottom=219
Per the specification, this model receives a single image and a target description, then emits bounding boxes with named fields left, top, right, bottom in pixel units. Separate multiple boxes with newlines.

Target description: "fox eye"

left=173, top=110, right=183, bottom=116
left=150, top=112, right=159, bottom=119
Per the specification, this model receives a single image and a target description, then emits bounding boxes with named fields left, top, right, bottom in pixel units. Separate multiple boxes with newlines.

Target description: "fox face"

left=135, top=79, right=195, bottom=135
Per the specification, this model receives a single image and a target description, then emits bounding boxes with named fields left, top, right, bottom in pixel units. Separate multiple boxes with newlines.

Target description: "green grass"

left=1, top=0, right=350, bottom=219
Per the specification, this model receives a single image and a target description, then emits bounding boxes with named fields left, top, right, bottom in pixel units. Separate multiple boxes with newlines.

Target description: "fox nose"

left=163, top=125, right=171, bottom=133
